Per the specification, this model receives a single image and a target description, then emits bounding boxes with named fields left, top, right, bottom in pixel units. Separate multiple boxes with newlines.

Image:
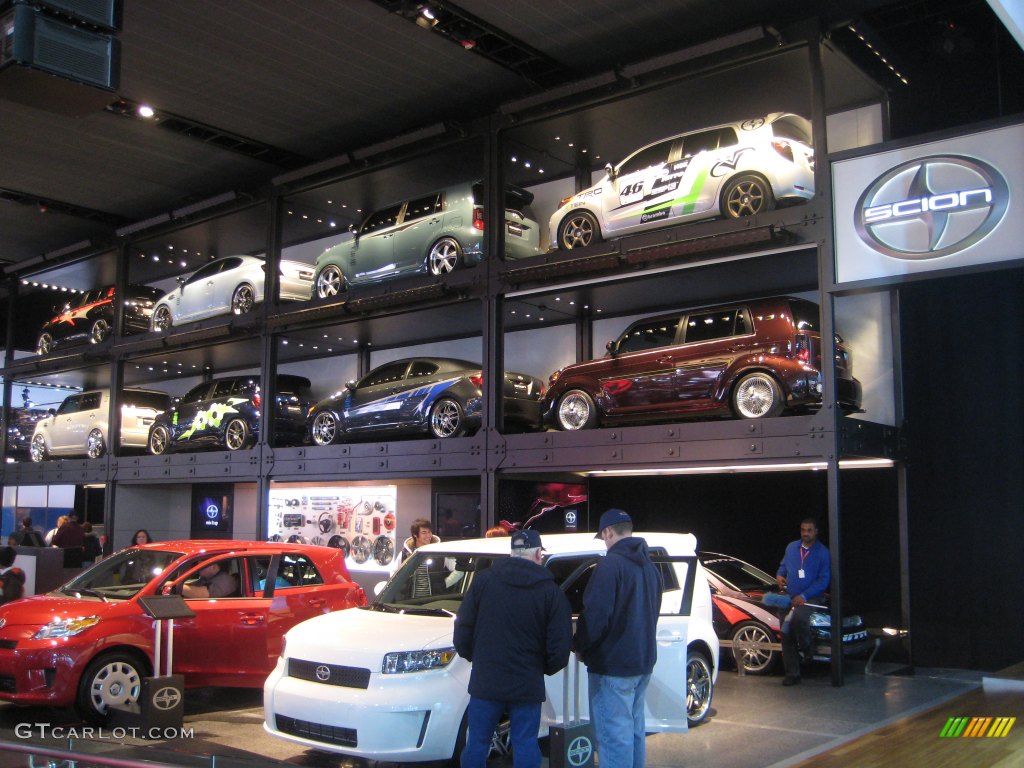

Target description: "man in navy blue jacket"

left=776, top=517, right=831, bottom=686
left=575, top=508, right=662, bottom=768
left=454, top=529, right=572, bottom=768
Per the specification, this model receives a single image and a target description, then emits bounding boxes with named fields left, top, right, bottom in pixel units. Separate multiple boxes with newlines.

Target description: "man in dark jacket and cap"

left=454, top=529, right=572, bottom=768
left=574, top=508, right=662, bottom=768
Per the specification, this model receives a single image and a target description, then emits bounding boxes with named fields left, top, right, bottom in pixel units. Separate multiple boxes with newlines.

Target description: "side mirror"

left=373, top=581, right=387, bottom=597
left=348, top=224, right=359, bottom=243
left=605, top=339, right=617, bottom=358
left=346, top=380, right=357, bottom=391
left=176, top=276, right=187, bottom=287
left=605, top=162, right=616, bottom=181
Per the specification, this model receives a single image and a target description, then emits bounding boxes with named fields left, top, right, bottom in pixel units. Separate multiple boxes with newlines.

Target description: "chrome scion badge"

left=854, top=155, right=1008, bottom=260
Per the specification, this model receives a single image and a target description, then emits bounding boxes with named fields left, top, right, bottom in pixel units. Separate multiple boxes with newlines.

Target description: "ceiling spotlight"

left=137, top=105, right=155, bottom=119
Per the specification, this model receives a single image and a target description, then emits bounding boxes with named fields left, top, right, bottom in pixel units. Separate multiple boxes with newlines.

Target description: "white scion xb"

left=263, top=532, right=718, bottom=763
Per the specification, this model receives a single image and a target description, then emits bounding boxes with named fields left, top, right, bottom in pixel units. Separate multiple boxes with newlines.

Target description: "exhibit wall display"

left=267, top=485, right=398, bottom=573
left=833, top=121, right=1024, bottom=285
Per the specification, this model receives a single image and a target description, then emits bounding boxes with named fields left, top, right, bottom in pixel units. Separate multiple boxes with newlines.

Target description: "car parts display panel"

left=268, top=486, right=397, bottom=573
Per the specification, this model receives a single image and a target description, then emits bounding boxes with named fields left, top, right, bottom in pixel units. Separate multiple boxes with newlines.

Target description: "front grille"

left=0, top=640, right=17, bottom=650
left=276, top=714, right=356, bottom=747
left=288, top=658, right=371, bottom=689
left=0, top=676, right=15, bottom=692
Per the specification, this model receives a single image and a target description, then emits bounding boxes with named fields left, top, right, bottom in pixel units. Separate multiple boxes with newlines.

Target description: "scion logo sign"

left=855, top=155, right=1008, bottom=260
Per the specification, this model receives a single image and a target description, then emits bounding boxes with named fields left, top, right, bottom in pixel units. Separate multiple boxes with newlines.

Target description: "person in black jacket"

left=0, top=546, right=26, bottom=605
left=454, top=529, right=572, bottom=768
left=574, top=508, right=662, bottom=768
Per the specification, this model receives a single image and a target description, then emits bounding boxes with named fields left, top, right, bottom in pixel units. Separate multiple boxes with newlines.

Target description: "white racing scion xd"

left=263, top=532, right=718, bottom=763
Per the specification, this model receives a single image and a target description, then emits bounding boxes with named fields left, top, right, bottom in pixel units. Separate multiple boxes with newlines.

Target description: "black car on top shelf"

left=36, top=284, right=162, bottom=355
left=147, top=375, right=315, bottom=454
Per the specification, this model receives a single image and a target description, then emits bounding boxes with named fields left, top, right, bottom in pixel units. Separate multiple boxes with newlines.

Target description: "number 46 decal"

left=621, top=181, right=644, bottom=196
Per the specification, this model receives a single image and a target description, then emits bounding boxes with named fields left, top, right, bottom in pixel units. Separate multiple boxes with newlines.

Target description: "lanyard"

left=799, top=545, right=811, bottom=568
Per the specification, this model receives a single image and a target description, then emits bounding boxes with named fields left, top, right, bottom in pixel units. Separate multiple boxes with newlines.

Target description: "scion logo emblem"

left=206, top=504, right=219, bottom=520
left=567, top=735, right=593, bottom=766
left=152, top=686, right=182, bottom=710
left=315, top=665, right=332, bottom=682
left=855, top=155, right=1008, bottom=260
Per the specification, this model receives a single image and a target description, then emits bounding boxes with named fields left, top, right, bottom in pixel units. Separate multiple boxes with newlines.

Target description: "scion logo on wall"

left=855, top=155, right=1008, bottom=260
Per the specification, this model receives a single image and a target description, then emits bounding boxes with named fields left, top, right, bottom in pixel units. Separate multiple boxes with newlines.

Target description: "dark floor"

left=0, top=661, right=987, bottom=768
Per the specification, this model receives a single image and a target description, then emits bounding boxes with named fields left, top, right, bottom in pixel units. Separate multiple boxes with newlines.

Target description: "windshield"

left=701, top=554, right=776, bottom=592
left=373, top=551, right=502, bottom=613
left=58, top=548, right=184, bottom=601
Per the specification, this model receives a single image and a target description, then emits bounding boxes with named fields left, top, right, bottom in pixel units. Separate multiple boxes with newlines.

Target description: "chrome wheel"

left=556, top=389, right=597, bottom=430
left=231, top=284, right=255, bottom=315
left=316, top=265, right=345, bottom=298
left=311, top=410, right=339, bottom=446
left=148, top=425, right=170, bottom=455
left=686, top=651, right=713, bottom=726
left=732, top=372, right=783, bottom=419
left=558, top=211, right=599, bottom=250
left=224, top=418, right=250, bottom=451
left=37, top=332, right=54, bottom=355
left=428, top=238, right=461, bottom=275
left=152, top=305, right=172, bottom=331
left=86, top=429, right=106, bottom=459
left=90, top=318, right=110, bottom=344
left=429, top=398, right=465, bottom=438
left=30, top=433, right=47, bottom=462
left=731, top=622, right=777, bottom=674
left=722, top=175, right=774, bottom=218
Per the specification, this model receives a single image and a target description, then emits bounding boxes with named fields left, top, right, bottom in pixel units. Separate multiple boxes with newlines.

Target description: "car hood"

left=284, top=605, right=455, bottom=667
left=0, top=593, right=129, bottom=627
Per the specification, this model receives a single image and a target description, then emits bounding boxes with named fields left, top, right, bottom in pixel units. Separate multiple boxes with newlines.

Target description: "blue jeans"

left=461, top=696, right=541, bottom=768
left=588, top=672, right=651, bottom=768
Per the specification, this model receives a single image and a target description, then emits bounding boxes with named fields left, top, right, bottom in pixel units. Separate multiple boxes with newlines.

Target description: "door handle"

left=308, top=598, right=327, bottom=610
left=240, top=613, right=266, bottom=626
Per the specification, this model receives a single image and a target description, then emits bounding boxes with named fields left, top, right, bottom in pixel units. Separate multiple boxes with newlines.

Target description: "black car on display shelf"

left=307, top=357, right=545, bottom=443
left=37, top=284, right=162, bottom=355
left=147, top=375, right=315, bottom=454
left=3, top=408, right=50, bottom=461
left=700, top=551, right=871, bottom=674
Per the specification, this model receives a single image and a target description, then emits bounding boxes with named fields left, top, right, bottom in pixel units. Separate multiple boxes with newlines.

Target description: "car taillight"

left=771, top=139, right=795, bottom=163
left=472, top=206, right=485, bottom=231
left=794, top=333, right=811, bottom=364
left=252, top=393, right=262, bottom=408
left=469, top=373, right=483, bottom=388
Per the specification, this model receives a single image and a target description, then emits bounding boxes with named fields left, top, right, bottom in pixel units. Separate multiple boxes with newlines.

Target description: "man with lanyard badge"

left=776, top=517, right=831, bottom=686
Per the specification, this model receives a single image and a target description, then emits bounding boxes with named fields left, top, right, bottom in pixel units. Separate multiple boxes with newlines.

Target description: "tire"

left=315, top=265, right=345, bottom=298
left=428, top=237, right=462, bottom=276
left=310, top=410, right=340, bottom=446
left=76, top=651, right=147, bottom=723
left=686, top=650, right=714, bottom=726
left=721, top=174, right=775, bottom=219
left=231, top=283, right=256, bottom=315
left=30, top=433, right=47, bottom=463
left=450, top=707, right=511, bottom=766
left=224, top=418, right=251, bottom=451
left=37, top=332, right=54, bottom=355
left=730, top=621, right=778, bottom=675
left=429, top=398, right=465, bottom=438
left=148, top=424, right=171, bottom=455
left=86, top=429, right=106, bottom=459
left=557, top=210, right=600, bottom=250
left=152, top=305, right=172, bottom=332
left=90, top=318, right=110, bottom=344
left=556, top=389, right=598, bottom=430
left=732, top=372, right=784, bottom=419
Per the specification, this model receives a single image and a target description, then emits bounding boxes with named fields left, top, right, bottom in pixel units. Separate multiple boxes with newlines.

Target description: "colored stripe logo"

left=940, top=716, right=1016, bottom=737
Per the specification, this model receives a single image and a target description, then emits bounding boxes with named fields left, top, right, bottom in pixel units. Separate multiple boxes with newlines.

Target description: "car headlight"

left=809, top=612, right=831, bottom=628
left=382, top=647, right=457, bottom=674
left=33, top=615, right=101, bottom=639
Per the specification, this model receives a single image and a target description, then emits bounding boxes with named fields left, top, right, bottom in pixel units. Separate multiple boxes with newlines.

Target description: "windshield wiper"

left=61, top=587, right=108, bottom=602
left=399, top=606, right=456, bottom=617
left=366, top=602, right=401, bottom=613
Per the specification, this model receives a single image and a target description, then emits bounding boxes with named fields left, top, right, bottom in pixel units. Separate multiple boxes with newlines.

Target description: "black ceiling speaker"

left=0, top=2, right=120, bottom=115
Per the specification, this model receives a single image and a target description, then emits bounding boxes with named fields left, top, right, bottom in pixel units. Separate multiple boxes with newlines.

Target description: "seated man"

left=182, top=561, right=238, bottom=598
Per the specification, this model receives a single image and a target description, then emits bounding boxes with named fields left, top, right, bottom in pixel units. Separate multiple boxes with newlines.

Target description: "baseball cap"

left=510, top=529, right=543, bottom=550
left=595, top=508, right=632, bottom=537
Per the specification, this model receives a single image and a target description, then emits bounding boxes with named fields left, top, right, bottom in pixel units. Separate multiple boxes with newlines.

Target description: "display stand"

left=108, top=595, right=195, bottom=733
left=549, top=654, right=595, bottom=768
